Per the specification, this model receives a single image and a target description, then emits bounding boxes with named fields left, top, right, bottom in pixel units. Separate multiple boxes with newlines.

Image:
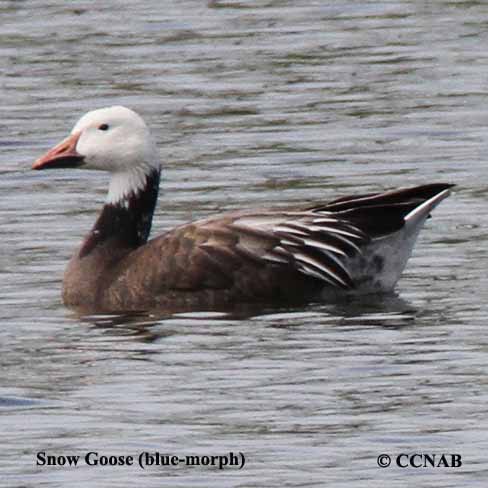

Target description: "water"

left=1, top=1, right=488, bottom=486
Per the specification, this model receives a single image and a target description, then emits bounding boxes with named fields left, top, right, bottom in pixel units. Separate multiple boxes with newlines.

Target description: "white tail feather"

left=404, top=189, right=451, bottom=227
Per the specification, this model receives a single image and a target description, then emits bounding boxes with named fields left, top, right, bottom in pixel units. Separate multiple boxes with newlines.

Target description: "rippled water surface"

left=2, top=1, right=488, bottom=486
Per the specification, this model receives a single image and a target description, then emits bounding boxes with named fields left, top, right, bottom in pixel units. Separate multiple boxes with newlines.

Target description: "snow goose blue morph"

left=33, top=106, right=453, bottom=312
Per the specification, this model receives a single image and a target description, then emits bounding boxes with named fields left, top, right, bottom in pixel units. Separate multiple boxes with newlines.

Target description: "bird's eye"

left=98, top=124, right=109, bottom=131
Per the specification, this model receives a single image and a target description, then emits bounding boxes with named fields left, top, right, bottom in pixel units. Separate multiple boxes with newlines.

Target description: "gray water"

left=1, top=1, right=488, bottom=486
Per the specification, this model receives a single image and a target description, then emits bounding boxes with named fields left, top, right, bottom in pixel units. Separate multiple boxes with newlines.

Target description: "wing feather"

left=229, top=213, right=368, bottom=290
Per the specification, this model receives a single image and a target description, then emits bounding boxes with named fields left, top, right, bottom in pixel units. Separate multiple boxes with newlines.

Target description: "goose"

left=32, top=106, right=453, bottom=312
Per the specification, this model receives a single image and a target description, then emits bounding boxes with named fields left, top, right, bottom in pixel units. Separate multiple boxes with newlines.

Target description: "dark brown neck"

left=79, top=168, right=160, bottom=258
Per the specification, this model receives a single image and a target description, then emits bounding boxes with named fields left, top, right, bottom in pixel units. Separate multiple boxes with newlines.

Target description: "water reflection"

left=0, top=396, right=43, bottom=408
left=72, top=291, right=418, bottom=345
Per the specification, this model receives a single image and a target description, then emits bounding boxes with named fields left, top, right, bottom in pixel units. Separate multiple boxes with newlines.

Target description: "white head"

left=33, top=106, right=160, bottom=204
